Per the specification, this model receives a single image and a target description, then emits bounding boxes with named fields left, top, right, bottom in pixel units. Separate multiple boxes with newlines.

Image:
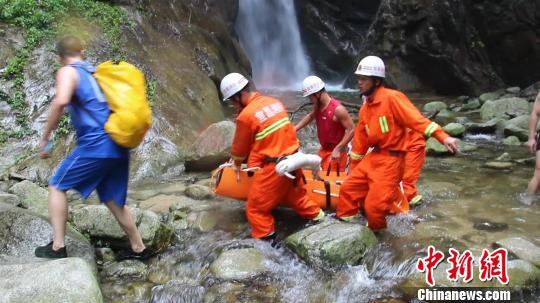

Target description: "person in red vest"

left=295, top=76, right=355, bottom=172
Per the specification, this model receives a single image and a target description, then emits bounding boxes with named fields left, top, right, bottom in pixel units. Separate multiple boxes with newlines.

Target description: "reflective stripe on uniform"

left=255, top=117, right=290, bottom=141
left=424, top=122, right=439, bottom=137
left=350, top=151, right=363, bottom=160
left=364, top=124, right=370, bottom=134
left=379, top=116, right=389, bottom=133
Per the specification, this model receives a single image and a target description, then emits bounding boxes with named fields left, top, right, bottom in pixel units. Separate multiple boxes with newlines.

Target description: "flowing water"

left=104, top=91, right=540, bottom=302
left=235, top=0, right=311, bottom=89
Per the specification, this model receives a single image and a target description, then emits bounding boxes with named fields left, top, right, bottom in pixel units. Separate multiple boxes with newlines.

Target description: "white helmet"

left=355, top=56, right=385, bottom=78
left=301, top=76, right=325, bottom=97
left=220, top=73, right=249, bottom=101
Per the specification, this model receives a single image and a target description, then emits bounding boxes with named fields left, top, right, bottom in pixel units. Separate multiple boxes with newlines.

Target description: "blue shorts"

left=50, top=156, right=129, bottom=207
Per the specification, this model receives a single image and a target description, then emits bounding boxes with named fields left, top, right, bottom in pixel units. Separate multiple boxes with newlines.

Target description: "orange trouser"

left=402, top=146, right=426, bottom=202
left=319, top=148, right=348, bottom=172
left=246, top=163, right=322, bottom=238
left=337, top=151, right=404, bottom=230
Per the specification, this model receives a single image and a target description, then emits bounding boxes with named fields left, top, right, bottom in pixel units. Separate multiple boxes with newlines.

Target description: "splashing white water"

left=235, top=0, right=311, bottom=89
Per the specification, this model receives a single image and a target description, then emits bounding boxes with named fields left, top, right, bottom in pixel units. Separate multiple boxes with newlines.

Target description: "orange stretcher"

left=212, top=164, right=409, bottom=213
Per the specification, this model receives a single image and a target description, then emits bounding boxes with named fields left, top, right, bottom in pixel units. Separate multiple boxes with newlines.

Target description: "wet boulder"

left=0, top=193, right=20, bottom=207
left=484, top=161, right=513, bottom=170
left=473, top=220, right=508, bottom=232
left=138, top=194, right=179, bottom=214
left=502, top=136, right=521, bottom=146
left=285, top=220, right=377, bottom=267
left=479, top=90, right=505, bottom=104
left=443, top=123, right=465, bottom=137
left=8, top=180, right=48, bottom=216
left=461, top=98, right=481, bottom=111
left=151, top=279, right=205, bottom=303
left=70, top=205, right=173, bottom=252
left=503, top=115, right=531, bottom=141
left=0, top=258, right=103, bottom=303
left=184, top=184, right=213, bottom=200
left=101, top=259, right=148, bottom=281
left=494, top=237, right=540, bottom=267
left=185, top=121, right=236, bottom=172
left=210, top=247, right=266, bottom=281
left=423, top=101, right=448, bottom=114
left=465, top=118, right=500, bottom=134
left=480, top=97, right=529, bottom=121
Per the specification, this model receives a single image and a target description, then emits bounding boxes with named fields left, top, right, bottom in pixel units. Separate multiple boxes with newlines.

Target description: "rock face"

left=0, top=0, right=250, bottom=181
left=8, top=180, right=48, bottom=216
left=295, top=0, right=380, bottom=82
left=0, top=258, right=103, bottom=303
left=344, top=0, right=539, bottom=94
left=285, top=220, right=377, bottom=267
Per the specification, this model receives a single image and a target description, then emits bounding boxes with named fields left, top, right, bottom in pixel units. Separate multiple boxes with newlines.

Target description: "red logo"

left=416, top=245, right=445, bottom=287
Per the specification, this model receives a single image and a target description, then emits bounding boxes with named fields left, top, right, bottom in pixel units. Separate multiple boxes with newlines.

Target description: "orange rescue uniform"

left=231, top=92, right=322, bottom=238
left=403, top=130, right=427, bottom=203
left=338, top=86, right=449, bottom=230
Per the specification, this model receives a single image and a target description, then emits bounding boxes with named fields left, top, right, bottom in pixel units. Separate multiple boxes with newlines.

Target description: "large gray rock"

left=0, top=258, right=102, bottom=303
left=423, top=101, right=448, bottom=114
left=502, top=136, right=521, bottom=146
left=461, top=98, right=481, bottom=111
left=185, top=121, right=236, bottom=171
left=210, top=248, right=266, bottom=281
left=151, top=279, right=205, bottom=303
left=285, top=220, right=377, bottom=267
left=0, top=203, right=94, bottom=266
left=70, top=205, right=173, bottom=252
left=465, top=118, right=500, bottom=134
left=184, top=184, right=213, bottom=200
left=503, top=115, right=534, bottom=141
left=0, top=193, right=20, bottom=207
left=101, top=259, right=148, bottom=281
left=495, top=237, right=540, bottom=267
left=480, top=97, right=529, bottom=121
left=443, top=123, right=465, bottom=137
left=9, top=180, right=48, bottom=216
left=479, top=91, right=504, bottom=104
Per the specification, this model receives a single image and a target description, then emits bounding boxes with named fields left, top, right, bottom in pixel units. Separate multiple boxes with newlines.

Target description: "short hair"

left=56, top=36, right=84, bottom=58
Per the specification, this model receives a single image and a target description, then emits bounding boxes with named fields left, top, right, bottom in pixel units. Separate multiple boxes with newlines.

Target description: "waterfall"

left=235, top=0, right=311, bottom=89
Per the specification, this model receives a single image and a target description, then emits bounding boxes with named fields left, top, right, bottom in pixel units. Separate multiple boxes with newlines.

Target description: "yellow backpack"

left=93, top=61, right=152, bottom=149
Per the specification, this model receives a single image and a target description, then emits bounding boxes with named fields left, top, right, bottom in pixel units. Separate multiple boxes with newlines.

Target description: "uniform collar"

left=365, top=86, right=385, bottom=105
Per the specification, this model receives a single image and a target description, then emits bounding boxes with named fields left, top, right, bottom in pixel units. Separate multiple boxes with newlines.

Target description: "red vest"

left=315, top=97, right=345, bottom=151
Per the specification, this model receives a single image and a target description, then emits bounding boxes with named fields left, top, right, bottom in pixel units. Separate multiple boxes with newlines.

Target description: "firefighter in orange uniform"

left=220, top=73, right=324, bottom=242
left=337, top=56, right=458, bottom=230
left=403, top=130, right=427, bottom=206
left=295, top=76, right=355, bottom=172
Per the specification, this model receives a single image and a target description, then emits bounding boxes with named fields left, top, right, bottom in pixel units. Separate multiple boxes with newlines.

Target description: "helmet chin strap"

left=315, top=92, right=323, bottom=110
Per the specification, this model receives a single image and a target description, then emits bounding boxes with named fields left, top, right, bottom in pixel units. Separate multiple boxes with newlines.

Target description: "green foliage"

left=56, top=113, right=71, bottom=137
left=147, top=79, right=157, bottom=107
left=0, top=0, right=131, bottom=138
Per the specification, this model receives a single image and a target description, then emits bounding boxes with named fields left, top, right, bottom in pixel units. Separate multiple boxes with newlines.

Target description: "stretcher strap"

left=324, top=180, right=331, bottom=210
left=326, top=161, right=340, bottom=177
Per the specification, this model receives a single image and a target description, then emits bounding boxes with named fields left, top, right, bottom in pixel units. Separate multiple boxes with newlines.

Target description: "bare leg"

left=49, top=185, right=68, bottom=250
left=527, top=151, right=540, bottom=197
left=105, top=201, right=145, bottom=252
